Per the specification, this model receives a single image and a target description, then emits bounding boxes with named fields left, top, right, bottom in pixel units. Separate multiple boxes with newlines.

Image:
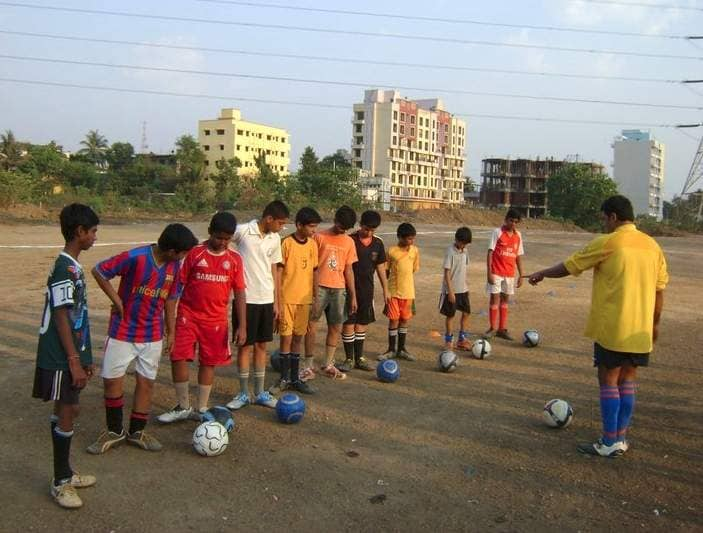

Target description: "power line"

left=1, top=77, right=700, bottom=128
left=560, top=0, right=703, bottom=11
left=2, top=53, right=700, bottom=110
left=195, top=0, right=688, bottom=39
left=2, top=29, right=693, bottom=85
left=0, top=2, right=700, bottom=61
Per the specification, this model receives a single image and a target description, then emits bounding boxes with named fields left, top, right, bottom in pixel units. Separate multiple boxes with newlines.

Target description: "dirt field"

left=1, top=219, right=701, bottom=532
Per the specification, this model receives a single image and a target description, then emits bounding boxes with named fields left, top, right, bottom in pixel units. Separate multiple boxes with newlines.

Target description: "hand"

left=68, top=359, right=88, bottom=389
left=487, top=273, right=495, bottom=285
left=111, top=300, right=124, bottom=319
left=653, top=323, right=660, bottom=344
left=273, top=303, right=281, bottom=323
left=84, top=364, right=95, bottom=379
left=350, top=296, right=358, bottom=315
left=447, top=291, right=456, bottom=304
left=235, top=326, right=247, bottom=347
left=164, top=332, right=174, bottom=355
left=383, top=290, right=391, bottom=306
left=527, top=272, right=544, bottom=285
left=517, top=276, right=524, bottom=289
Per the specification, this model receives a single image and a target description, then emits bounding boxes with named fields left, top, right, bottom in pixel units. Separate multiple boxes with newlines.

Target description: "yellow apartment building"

left=198, top=108, right=291, bottom=177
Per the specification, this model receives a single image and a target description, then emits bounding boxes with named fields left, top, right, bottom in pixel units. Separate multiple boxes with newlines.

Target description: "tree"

left=78, top=130, right=109, bottom=168
left=299, top=146, right=319, bottom=176
left=320, top=149, right=351, bottom=170
left=0, top=129, right=23, bottom=171
left=547, top=164, right=618, bottom=229
left=212, top=157, right=242, bottom=205
left=107, top=142, right=135, bottom=173
left=175, top=134, right=206, bottom=182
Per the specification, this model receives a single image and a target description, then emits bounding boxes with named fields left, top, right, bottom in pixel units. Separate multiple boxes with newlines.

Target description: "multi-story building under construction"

left=480, top=157, right=605, bottom=218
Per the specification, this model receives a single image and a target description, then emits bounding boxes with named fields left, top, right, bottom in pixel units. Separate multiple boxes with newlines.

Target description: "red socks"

left=499, top=303, right=509, bottom=330
left=489, top=305, right=499, bottom=330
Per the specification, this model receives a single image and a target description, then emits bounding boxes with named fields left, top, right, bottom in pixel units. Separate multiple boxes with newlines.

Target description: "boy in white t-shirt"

left=439, top=227, right=472, bottom=351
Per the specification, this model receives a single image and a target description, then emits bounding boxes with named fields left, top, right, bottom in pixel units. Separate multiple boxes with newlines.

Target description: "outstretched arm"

left=527, top=263, right=570, bottom=285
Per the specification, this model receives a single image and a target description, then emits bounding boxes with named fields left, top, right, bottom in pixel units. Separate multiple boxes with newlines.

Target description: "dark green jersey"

left=36, top=252, right=93, bottom=370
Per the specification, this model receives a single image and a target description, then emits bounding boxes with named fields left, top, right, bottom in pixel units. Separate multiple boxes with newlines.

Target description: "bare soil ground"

left=0, top=220, right=701, bottom=532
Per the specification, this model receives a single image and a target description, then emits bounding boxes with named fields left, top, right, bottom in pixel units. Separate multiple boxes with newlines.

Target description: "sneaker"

left=67, top=472, right=96, bottom=489
left=226, top=392, right=250, bottom=410
left=619, top=439, right=630, bottom=453
left=483, top=328, right=496, bottom=339
left=268, top=378, right=290, bottom=395
left=86, top=429, right=126, bottom=455
left=456, top=339, right=472, bottom=351
left=51, top=481, right=82, bottom=509
left=354, top=356, right=374, bottom=371
left=299, top=367, right=316, bottom=382
left=496, top=329, right=514, bottom=341
left=127, top=430, right=163, bottom=452
left=156, top=405, right=193, bottom=424
left=336, top=359, right=354, bottom=373
left=577, top=438, right=625, bottom=458
left=396, top=349, right=416, bottom=361
left=322, top=364, right=347, bottom=380
left=377, top=350, right=395, bottom=361
left=254, top=390, right=278, bottom=408
left=291, top=379, right=316, bottom=395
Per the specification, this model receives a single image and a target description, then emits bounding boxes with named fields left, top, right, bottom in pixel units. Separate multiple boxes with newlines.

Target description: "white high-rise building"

left=613, top=130, right=665, bottom=219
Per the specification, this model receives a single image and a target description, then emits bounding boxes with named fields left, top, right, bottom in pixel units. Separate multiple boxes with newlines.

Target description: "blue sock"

left=444, top=333, right=453, bottom=344
left=458, top=330, right=467, bottom=341
left=617, top=381, right=636, bottom=442
left=599, top=385, right=620, bottom=446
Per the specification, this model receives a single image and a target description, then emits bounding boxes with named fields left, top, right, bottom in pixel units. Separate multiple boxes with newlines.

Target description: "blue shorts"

left=593, top=343, right=649, bottom=369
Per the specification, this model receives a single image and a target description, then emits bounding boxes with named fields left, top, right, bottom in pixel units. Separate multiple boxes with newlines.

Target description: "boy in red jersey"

left=484, top=209, right=525, bottom=341
left=87, top=224, right=198, bottom=454
left=157, top=212, right=246, bottom=423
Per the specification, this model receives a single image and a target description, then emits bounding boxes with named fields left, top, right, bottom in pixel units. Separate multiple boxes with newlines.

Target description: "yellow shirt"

left=564, top=223, right=668, bottom=354
left=280, top=235, right=318, bottom=305
left=388, top=245, right=420, bottom=299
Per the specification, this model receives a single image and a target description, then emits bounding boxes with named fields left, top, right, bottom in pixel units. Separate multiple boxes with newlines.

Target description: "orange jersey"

left=488, top=226, right=524, bottom=277
left=314, top=229, right=358, bottom=289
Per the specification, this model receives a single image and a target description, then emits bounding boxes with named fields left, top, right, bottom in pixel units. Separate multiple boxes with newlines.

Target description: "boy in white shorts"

left=87, top=224, right=197, bottom=454
left=485, top=209, right=525, bottom=341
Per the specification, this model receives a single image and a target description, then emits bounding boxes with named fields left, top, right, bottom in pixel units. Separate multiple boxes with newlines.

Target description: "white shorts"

left=101, top=337, right=163, bottom=380
left=486, top=275, right=516, bottom=295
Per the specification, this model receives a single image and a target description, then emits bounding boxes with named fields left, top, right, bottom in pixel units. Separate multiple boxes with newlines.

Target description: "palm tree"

left=0, top=129, right=22, bottom=170
left=78, top=129, right=109, bottom=168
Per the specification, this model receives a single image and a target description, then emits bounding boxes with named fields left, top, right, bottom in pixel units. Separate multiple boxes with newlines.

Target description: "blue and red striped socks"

left=599, top=385, right=620, bottom=446
left=617, top=381, right=636, bottom=442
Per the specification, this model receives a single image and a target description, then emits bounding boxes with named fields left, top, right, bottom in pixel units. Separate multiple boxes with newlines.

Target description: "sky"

left=0, top=0, right=701, bottom=199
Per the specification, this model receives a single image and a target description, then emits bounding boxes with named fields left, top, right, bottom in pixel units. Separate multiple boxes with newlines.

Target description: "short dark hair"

left=397, top=222, right=417, bottom=239
left=360, top=210, right=381, bottom=229
left=601, top=195, right=634, bottom=222
left=262, top=200, right=290, bottom=220
left=505, top=209, right=522, bottom=221
left=334, top=205, right=357, bottom=230
left=209, top=211, right=237, bottom=235
left=157, top=223, right=198, bottom=253
left=296, top=207, right=322, bottom=226
left=455, top=226, right=472, bottom=244
left=60, top=203, right=99, bottom=242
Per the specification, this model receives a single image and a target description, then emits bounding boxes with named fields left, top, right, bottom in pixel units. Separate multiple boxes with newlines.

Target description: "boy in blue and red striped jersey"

left=86, top=224, right=198, bottom=455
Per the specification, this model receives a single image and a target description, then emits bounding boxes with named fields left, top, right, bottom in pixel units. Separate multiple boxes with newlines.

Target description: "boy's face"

left=263, top=216, right=288, bottom=234
left=77, top=225, right=98, bottom=251
left=297, top=222, right=318, bottom=238
left=504, top=217, right=520, bottom=232
left=399, top=235, right=415, bottom=247
left=208, top=231, right=233, bottom=252
left=454, top=240, right=468, bottom=251
left=358, top=225, right=378, bottom=239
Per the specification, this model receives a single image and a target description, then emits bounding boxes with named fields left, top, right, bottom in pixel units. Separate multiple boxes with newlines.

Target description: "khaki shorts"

left=311, top=287, right=347, bottom=325
left=279, top=304, right=311, bottom=337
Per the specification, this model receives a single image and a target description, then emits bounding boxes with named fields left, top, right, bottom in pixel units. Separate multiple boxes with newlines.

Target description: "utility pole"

left=140, top=121, right=149, bottom=154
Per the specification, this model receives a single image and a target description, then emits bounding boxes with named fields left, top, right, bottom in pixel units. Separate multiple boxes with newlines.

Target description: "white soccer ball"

left=542, top=399, right=574, bottom=428
left=523, top=330, right=540, bottom=347
left=438, top=349, right=458, bottom=373
left=193, top=421, right=229, bottom=456
left=472, top=339, right=491, bottom=359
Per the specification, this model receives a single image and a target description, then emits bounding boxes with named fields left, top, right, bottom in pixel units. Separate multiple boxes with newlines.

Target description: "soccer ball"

left=377, top=359, right=400, bottom=383
left=438, top=349, right=458, bottom=373
left=472, top=339, right=491, bottom=359
left=542, top=399, right=574, bottom=428
left=201, top=405, right=234, bottom=432
left=192, top=421, right=229, bottom=456
left=276, top=393, right=306, bottom=424
left=270, top=349, right=281, bottom=372
left=523, top=330, right=540, bottom=347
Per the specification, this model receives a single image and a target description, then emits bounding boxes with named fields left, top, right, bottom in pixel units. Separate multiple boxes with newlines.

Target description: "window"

left=281, top=137, right=286, bottom=143
left=216, top=129, right=225, bottom=135
left=392, top=136, right=397, bottom=145
left=237, top=129, right=243, bottom=135
left=400, top=125, right=405, bottom=134
left=204, top=160, right=209, bottom=166
left=410, top=127, right=415, bottom=136
left=393, top=110, right=398, bottom=120
left=281, top=152, right=286, bottom=158
left=203, top=145, right=210, bottom=151
left=400, top=112, right=405, bottom=121
left=355, top=161, right=362, bottom=168
left=393, top=123, right=397, bottom=133
left=246, top=131, right=250, bottom=136
left=355, top=124, right=362, bottom=133
left=409, top=176, right=414, bottom=185
left=204, top=129, right=211, bottom=136
left=267, top=135, right=272, bottom=141
left=354, top=149, right=361, bottom=157
left=356, top=111, right=364, bottom=120
left=410, top=115, right=415, bottom=124
left=220, top=145, right=224, bottom=151
left=355, top=136, right=363, bottom=145
left=245, top=146, right=249, bottom=152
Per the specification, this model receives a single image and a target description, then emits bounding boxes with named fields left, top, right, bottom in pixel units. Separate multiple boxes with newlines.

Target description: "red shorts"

left=172, top=315, right=231, bottom=367
left=385, top=297, right=413, bottom=321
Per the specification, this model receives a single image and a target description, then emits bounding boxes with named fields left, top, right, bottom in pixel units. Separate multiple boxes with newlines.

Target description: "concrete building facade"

left=351, top=89, right=466, bottom=210
left=481, top=157, right=606, bottom=218
left=198, top=108, right=290, bottom=177
left=612, top=130, right=665, bottom=219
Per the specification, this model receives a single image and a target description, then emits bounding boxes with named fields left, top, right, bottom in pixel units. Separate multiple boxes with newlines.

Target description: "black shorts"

left=439, top=292, right=471, bottom=318
left=345, top=295, right=376, bottom=326
left=32, top=367, right=81, bottom=405
left=593, top=343, right=649, bottom=369
left=233, top=303, right=274, bottom=346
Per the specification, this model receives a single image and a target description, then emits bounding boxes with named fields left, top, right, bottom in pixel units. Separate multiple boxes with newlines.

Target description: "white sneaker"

left=51, top=481, right=83, bottom=509
left=577, top=438, right=625, bottom=458
left=156, top=405, right=193, bottom=424
left=226, top=392, right=250, bottom=410
left=254, top=391, right=278, bottom=408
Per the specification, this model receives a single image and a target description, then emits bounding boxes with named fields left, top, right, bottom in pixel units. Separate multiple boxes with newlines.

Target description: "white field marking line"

left=0, top=241, right=151, bottom=249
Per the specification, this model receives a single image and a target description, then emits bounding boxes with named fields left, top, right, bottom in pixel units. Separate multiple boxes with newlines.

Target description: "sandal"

left=322, top=364, right=347, bottom=380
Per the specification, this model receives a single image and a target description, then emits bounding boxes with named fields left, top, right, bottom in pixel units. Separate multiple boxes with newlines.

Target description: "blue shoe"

left=226, top=392, right=250, bottom=410
left=254, top=391, right=277, bottom=408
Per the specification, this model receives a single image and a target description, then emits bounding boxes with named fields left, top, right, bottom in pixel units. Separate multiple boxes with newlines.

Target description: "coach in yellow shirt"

left=528, top=195, right=668, bottom=458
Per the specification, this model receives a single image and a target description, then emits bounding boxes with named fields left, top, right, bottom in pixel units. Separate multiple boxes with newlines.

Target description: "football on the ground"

left=193, top=421, right=229, bottom=456
left=542, top=399, right=574, bottom=428
left=523, top=330, right=540, bottom=347
left=276, top=393, right=306, bottom=424
left=438, top=349, right=458, bottom=373
left=202, top=405, right=235, bottom=432
left=377, top=359, right=400, bottom=382
left=270, top=349, right=281, bottom=372
left=472, top=339, right=491, bottom=359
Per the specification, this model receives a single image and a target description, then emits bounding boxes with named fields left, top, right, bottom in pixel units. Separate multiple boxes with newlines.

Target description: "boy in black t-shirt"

left=339, top=211, right=390, bottom=372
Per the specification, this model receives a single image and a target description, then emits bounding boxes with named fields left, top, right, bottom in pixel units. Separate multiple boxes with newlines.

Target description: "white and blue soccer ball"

left=542, top=399, right=573, bottom=428
left=276, top=393, right=306, bottom=424
left=438, top=350, right=458, bottom=373
left=523, top=330, right=540, bottom=347
left=193, top=421, right=229, bottom=456
left=202, top=405, right=235, bottom=432
left=472, top=339, right=491, bottom=359
left=377, top=359, right=400, bottom=383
